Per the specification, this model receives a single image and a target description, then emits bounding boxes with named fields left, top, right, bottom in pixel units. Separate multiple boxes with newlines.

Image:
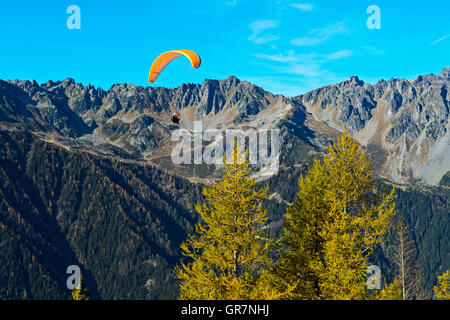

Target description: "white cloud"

left=248, top=20, right=280, bottom=44
left=275, top=63, right=322, bottom=77
left=326, top=49, right=353, bottom=60
left=253, top=51, right=301, bottom=63
left=249, top=20, right=280, bottom=32
left=251, top=34, right=280, bottom=44
left=430, top=34, right=450, bottom=46
left=252, top=48, right=353, bottom=86
left=291, top=21, right=348, bottom=46
left=291, top=3, right=314, bottom=11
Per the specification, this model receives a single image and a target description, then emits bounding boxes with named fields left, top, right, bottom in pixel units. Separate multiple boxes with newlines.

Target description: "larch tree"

left=71, top=276, right=90, bottom=300
left=275, top=133, right=397, bottom=300
left=370, top=279, right=403, bottom=300
left=174, top=142, right=288, bottom=300
left=390, top=217, right=424, bottom=300
left=433, top=270, right=450, bottom=300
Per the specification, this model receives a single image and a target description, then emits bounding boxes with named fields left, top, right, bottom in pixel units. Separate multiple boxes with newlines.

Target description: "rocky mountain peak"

left=223, top=75, right=240, bottom=86
left=344, top=75, right=364, bottom=87
left=62, top=78, right=76, bottom=86
left=201, top=75, right=240, bottom=90
left=0, top=69, right=448, bottom=186
left=439, top=66, right=450, bottom=78
left=299, top=69, right=449, bottom=185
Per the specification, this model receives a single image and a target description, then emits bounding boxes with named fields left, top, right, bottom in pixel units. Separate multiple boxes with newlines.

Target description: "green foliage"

left=392, top=187, right=449, bottom=297
left=0, top=130, right=201, bottom=299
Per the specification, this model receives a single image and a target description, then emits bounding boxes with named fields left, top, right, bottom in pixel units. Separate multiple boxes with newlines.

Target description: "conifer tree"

left=275, top=133, right=397, bottom=300
left=433, top=270, right=450, bottom=300
left=175, top=142, right=285, bottom=299
left=71, top=276, right=90, bottom=300
left=390, top=217, right=424, bottom=299
left=370, top=279, right=403, bottom=300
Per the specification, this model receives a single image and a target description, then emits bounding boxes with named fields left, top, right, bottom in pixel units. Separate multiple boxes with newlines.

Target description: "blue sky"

left=0, top=0, right=449, bottom=96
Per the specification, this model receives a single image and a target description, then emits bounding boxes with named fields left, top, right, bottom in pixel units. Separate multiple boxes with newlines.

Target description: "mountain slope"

left=296, top=68, right=450, bottom=185
left=0, top=68, right=448, bottom=299
left=0, top=130, right=201, bottom=299
left=1, top=68, right=448, bottom=186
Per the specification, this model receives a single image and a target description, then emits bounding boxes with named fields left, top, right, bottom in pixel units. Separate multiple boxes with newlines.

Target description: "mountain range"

left=0, top=68, right=448, bottom=299
left=1, top=67, right=448, bottom=186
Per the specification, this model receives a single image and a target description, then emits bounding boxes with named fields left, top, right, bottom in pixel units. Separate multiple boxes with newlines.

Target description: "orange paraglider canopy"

left=148, top=50, right=201, bottom=83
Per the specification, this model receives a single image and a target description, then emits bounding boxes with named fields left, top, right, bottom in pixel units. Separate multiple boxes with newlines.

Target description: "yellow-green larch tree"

left=71, top=276, right=90, bottom=300
left=433, top=270, right=450, bottom=300
left=275, top=133, right=397, bottom=300
left=175, top=142, right=289, bottom=299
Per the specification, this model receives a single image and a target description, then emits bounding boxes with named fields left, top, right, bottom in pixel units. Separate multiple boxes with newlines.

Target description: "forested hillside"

left=263, top=165, right=450, bottom=297
left=0, top=128, right=448, bottom=299
left=0, top=130, right=201, bottom=299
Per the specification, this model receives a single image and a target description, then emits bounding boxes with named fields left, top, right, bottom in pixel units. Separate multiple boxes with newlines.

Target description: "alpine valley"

left=0, top=67, right=449, bottom=299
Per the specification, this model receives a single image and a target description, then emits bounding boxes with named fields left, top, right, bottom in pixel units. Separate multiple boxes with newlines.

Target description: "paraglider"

left=148, top=50, right=201, bottom=83
left=171, top=112, right=181, bottom=124
left=148, top=50, right=201, bottom=124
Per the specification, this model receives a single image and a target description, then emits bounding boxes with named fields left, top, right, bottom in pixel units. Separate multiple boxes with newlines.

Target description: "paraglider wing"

left=148, top=50, right=201, bottom=83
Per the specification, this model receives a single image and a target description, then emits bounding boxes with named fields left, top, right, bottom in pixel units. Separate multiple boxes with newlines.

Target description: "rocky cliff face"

left=296, top=67, right=449, bottom=185
left=1, top=68, right=449, bottom=185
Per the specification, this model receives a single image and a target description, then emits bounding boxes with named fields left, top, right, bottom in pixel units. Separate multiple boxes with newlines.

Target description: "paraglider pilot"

left=171, top=113, right=181, bottom=124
